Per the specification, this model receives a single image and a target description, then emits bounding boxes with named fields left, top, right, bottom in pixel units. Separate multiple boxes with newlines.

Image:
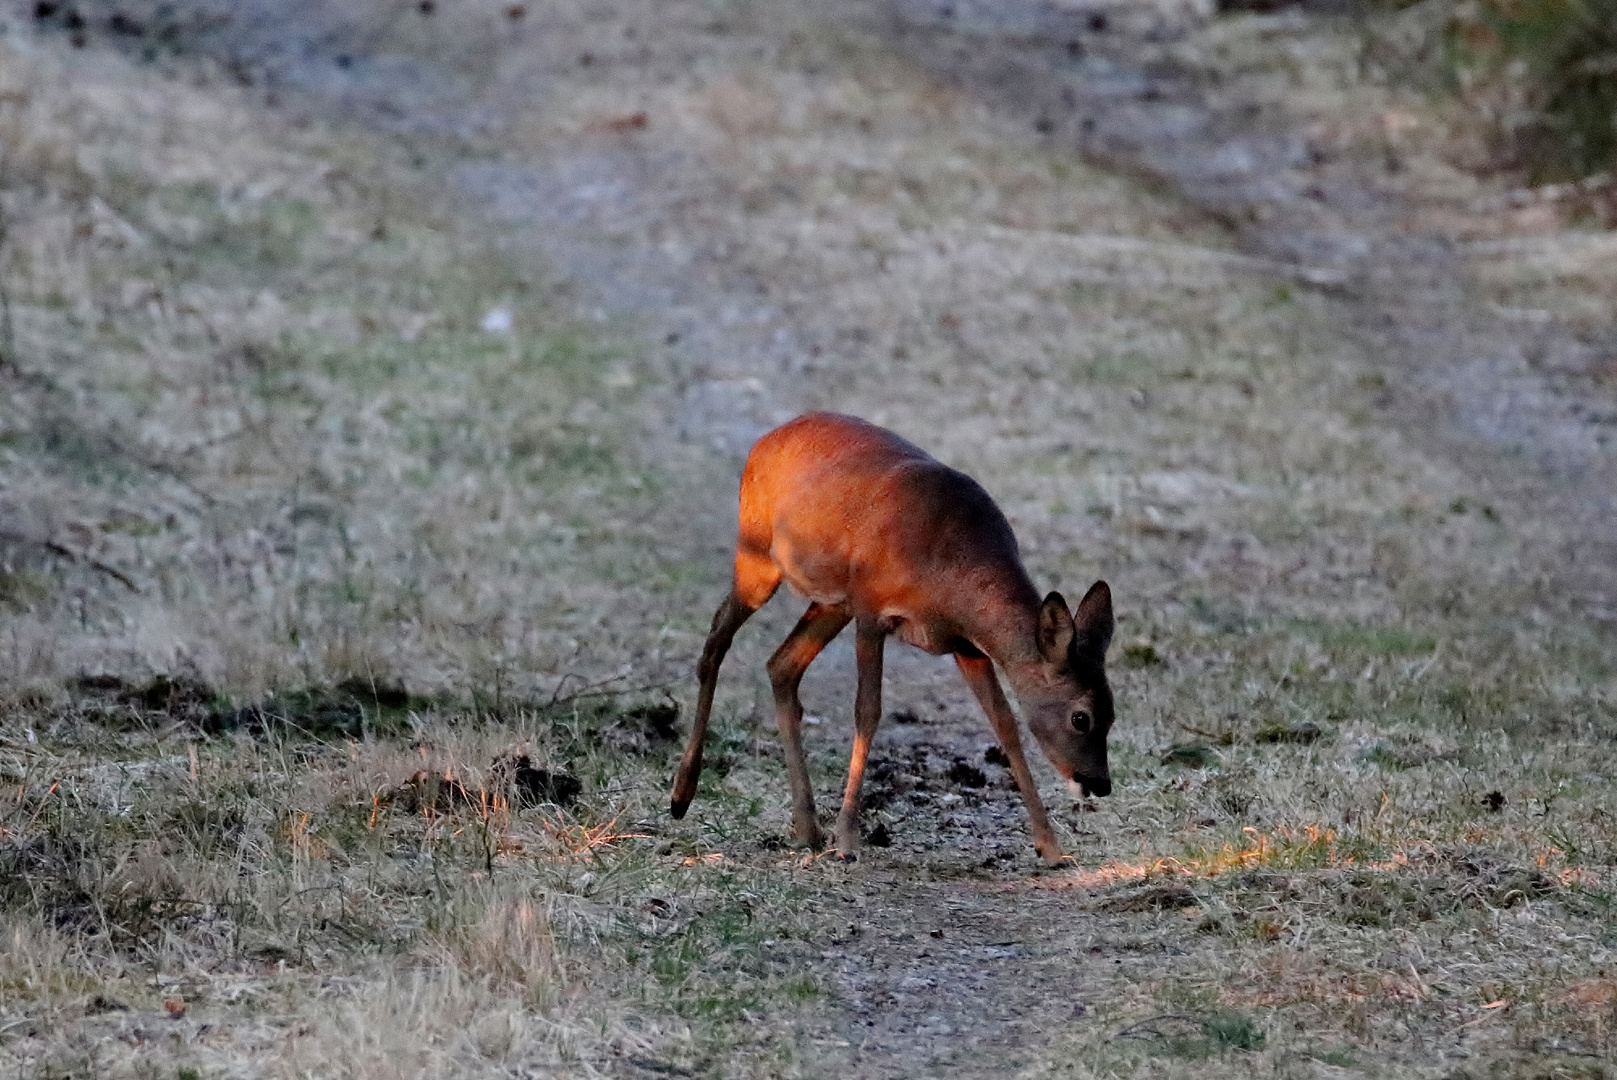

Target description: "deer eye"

left=1070, top=710, right=1092, bottom=735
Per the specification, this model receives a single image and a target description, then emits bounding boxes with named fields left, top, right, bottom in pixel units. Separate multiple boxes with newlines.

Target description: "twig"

left=1470, top=171, right=1615, bottom=213
left=1112, top=1013, right=1201, bottom=1040
left=0, top=529, right=139, bottom=591
left=1176, top=721, right=1229, bottom=742
left=545, top=671, right=680, bottom=711
left=0, top=272, right=13, bottom=374
left=0, top=211, right=15, bottom=373
left=545, top=670, right=614, bottom=707
left=959, top=223, right=1352, bottom=288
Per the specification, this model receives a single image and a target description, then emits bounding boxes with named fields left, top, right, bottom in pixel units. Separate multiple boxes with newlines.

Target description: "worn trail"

left=31, top=0, right=1617, bottom=1073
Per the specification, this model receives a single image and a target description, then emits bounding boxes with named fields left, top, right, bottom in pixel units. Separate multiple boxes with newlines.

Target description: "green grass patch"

left=1294, top=620, right=1437, bottom=658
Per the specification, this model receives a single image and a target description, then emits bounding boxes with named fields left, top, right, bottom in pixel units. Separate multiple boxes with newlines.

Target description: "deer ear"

left=1073, top=580, right=1115, bottom=663
left=1036, top=592, right=1075, bottom=663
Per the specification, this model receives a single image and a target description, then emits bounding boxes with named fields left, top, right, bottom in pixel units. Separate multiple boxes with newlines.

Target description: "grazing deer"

left=669, top=412, right=1115, bottom=866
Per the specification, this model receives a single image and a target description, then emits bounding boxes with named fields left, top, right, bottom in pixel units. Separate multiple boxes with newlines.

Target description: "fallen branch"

left=0, top=529, right=139, bottom=592
left=1112, top=1013, right=1202, bottom=1040
left=545, top=670, right=681, bottom=710
left=1176, top=720, right=1233, bottom=744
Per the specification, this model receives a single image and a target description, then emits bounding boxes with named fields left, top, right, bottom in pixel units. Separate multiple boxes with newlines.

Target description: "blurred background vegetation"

left=1376, top=0, right=1617, bottom=187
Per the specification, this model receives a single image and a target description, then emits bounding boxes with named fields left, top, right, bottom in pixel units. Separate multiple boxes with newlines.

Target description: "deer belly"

left=887, top=614, right=953, bottom=655
left=771, top=537, right=850, bottom=606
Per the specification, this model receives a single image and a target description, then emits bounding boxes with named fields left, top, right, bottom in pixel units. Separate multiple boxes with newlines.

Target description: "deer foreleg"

left=955, top=653, right=1065, bottom=867
left=832, top=620, right=887, bottom=860
left=766, top=603, right=852, bottom=849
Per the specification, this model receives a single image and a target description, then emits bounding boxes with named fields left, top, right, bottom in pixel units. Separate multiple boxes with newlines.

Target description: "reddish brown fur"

left=671, top=413, right=1115, bottom=865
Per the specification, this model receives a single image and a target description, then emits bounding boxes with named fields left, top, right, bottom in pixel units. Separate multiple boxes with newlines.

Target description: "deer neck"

left=959, top=571, right=1046, bottom=683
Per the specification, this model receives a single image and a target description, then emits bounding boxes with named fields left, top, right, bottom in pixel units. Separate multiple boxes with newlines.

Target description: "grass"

left=1449, top=0, right=1617, bottom=183
left=2, top=1, right=1617, bottom=1077
left=1, top=687, right=834, bottom=1074
left=0, top=26, right=683, bottom=702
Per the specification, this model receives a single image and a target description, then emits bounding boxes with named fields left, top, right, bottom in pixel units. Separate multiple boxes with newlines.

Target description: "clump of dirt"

left=67, top=675, right=414, bottom=740
left=1445, top=849, right=1560, bottom=909
left=208, top=681, right=414, bottom=740
left=1254, top=720, right=1325, bottom=744
left=70, top=672, right=216, bottom=726
left=385, top=769, right=481, bottom=814
left=599, top=701, right=681, bottom=754
left=333, top=677, right=411, bottom=709
left=1089, top=882, right=1199, bottom=913
left=388, top=754, right=583, bottom=814
left=861, top=757, right=907, bottom=813
left=861, top=746, right=942, bottom=812
left=492, top=752, right=583, bottom=809
left=945, top=760, right=987, bottom=789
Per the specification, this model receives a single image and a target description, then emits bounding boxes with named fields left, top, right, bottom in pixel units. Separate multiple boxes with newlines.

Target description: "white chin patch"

left=1066, top=778, right=1088, bottom=798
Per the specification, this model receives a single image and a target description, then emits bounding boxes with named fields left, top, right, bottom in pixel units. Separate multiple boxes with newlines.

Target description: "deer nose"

left=1078, top=776, right=1112, bottom=798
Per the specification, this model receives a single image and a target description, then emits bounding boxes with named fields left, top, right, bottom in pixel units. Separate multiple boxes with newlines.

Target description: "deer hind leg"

left=766, top=602, right=852, bottom=849
left=670, top=587, right=769, bottom=819
left=832, top=620, right=887, bottom=860
left=954, top=652, right=1066, bottom=867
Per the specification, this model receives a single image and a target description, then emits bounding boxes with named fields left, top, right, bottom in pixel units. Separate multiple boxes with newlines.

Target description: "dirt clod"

left=946, top=760, right=987, bottom=789
left=1091, top=883, right=1199, bottom=913
left=391, top=770, right=476, bottom=814
left=491, top=753, right=583, bottom=808
left=1254, top=720, right=1324, bottom=744
left=334, top=677, right=410, bottom=708
left=601, top=702, right=682, bottom=753
left=512, top=759, right=583, bottom=809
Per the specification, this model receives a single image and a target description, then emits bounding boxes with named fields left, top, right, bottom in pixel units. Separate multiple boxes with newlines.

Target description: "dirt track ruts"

left=16, top=1, right=1616, bottom=1074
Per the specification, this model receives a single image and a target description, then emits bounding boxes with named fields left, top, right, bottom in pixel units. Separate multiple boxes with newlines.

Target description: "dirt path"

left=19, top=1, right=1617, bottom=1074
left=891, top=0, right=1617, bottom=615
left=61, top=0, right=1613, bottom=608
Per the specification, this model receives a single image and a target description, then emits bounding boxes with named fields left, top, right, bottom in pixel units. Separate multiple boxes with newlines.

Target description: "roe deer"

left=669, top=412, right=1115, bottom=866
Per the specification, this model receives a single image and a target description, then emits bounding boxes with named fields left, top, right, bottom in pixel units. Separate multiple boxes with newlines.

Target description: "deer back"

left=739, top=414, right=1039, bottom=646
